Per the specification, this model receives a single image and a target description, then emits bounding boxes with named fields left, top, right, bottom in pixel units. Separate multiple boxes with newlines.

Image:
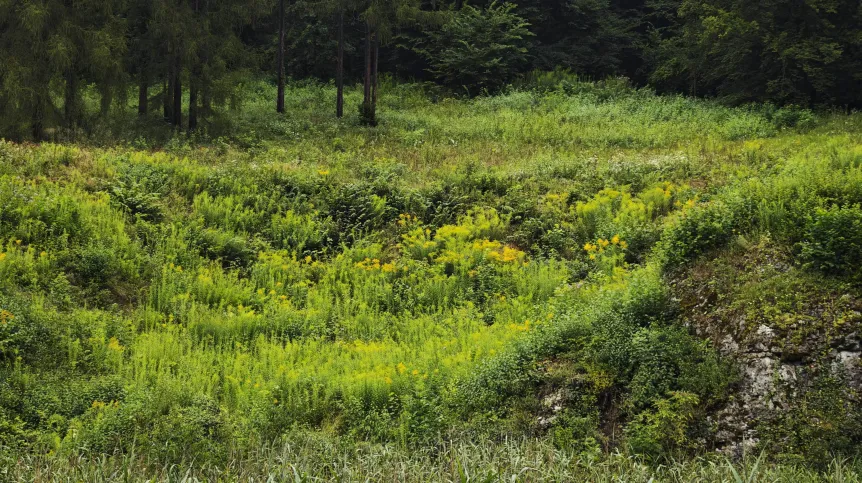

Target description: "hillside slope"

left=1, top=82, right=861, bottom=480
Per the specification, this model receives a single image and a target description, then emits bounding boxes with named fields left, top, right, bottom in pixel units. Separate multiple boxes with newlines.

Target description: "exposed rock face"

left=671, top=239, right=862, bottom=455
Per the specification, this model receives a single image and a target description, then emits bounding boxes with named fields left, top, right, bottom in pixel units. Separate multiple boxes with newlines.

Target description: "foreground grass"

left=5, top=435, right=862, bottom=482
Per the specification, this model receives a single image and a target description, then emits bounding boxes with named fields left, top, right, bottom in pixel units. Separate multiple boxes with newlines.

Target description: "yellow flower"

left=381, top=262, right=396, bottom=272
left=39, top=251, right=47, bottom=257
left=0, top=253, right=6, bottom=262
left=619, top=240, right=628, bottom=249
left=107, top=337, right=124, bottom=353
left=0, top=310, right=14, bottom=325
left=304, top=255, right=312, bottom=263
left=611, top=235, right=620, bottom=245
left=397, top=362, right=407, bottom=374
left=317, top=169, right=330, bottom=176
left=411, top=369, right=419, bottom=376
left=583, top=242, right=595, bottom=252
left=598, top=238, right=610, bottom=248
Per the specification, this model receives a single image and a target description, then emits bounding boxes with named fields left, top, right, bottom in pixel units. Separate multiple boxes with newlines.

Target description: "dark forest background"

left=1, top=0, right=860, bottom=138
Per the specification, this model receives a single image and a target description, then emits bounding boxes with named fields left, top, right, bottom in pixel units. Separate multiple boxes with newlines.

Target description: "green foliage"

left=651, top=0, right=862, bottom=107
left=413, top=2, right=533, bottom=94
left=799, top=204, right=862, bottom=280
left=625, top=391, right=701, bottom=460
left=656, top=197, right=743, bottom=269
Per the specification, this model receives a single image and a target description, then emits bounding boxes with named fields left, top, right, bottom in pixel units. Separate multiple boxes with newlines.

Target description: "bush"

left=657, top=198, right=742, bottom=269
left=799, top=204, right=862, bottom=279
left=625, top=391, right=700, bottom=461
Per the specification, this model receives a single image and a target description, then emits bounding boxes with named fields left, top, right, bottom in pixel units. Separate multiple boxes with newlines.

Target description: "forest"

left=1, top=0, right=861, bottom=138
left=1, top=1, right=862, bottom=482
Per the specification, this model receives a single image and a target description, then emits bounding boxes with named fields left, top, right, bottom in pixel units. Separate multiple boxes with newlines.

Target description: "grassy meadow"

left=1, top=78, right=862, bottom=480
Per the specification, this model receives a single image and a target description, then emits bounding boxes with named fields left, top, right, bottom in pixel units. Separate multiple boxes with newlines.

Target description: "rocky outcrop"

left=671, top=240, right=862, bottom=455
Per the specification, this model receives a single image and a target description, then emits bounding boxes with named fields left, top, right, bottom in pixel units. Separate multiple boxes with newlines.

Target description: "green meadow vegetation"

left=1, top=78, right=862, bottom=480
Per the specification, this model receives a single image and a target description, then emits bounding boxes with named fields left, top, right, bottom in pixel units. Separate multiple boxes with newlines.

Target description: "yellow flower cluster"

left=91, top=400, right=120, bottom=410
left=507, top=319, right=532, bottom=332
left=487, top=245, right=525, bottom=264
left=354, top=257, right=396, bottom=272
left=584, top=235, right=628, bottom=259
left=0, top=309, right=14, bottom=326
left=397, top=213, right=419, bottom=226
left=107, top=337, right=125, bottom=353
left=674, top=198, right=698, bottom=210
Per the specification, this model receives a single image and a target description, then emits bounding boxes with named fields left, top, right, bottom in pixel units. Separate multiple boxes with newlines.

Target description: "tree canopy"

left=1, top=0, right=860, bottom=139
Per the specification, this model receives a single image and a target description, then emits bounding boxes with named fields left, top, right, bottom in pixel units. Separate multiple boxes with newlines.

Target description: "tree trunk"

left=361, top=23, right=374, bottom=125
left=164, top=74, right=173, bottom=122
left=138, top=74, right=148, bottom=115
left=189, top=77, right=198, bottom=132
left=277, top=0, right=286, bottom=113
left=173, top=61, right=182, bottom=127
left=371, top=34, right=379, bottom=117
left=336, top=8, right=344, bottom=118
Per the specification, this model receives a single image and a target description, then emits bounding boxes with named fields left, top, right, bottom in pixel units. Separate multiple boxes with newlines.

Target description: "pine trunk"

left=164, top=74, right=173, bottom=122
left=173, top=61, right=182, bottom=127
left=361, top=24, right=374, bottom=125
left=371, top=35, right=379, bottom=116
left=336, top=8, right=344, bottom=118
left=138, top=74, right=148, bottom=115
left=277, top=0, right=285, bottom=113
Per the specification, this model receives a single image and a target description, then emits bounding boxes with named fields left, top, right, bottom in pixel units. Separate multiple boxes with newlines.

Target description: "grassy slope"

left=1, top=80, right=862, bottom=480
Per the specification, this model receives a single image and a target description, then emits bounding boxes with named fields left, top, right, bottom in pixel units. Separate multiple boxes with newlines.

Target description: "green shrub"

left=624, top=391, right=700, bottom=461
left=657, top=198, right=742, bottom=269
left=268, top=210, right=333, bottom=256
left=327, top=183, right=406, bottom=241
left=413, top=2, right=533, bottom=94
left=189, top=227, right=258, bottom=269
left=799, top=204, right=862, bottom=279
